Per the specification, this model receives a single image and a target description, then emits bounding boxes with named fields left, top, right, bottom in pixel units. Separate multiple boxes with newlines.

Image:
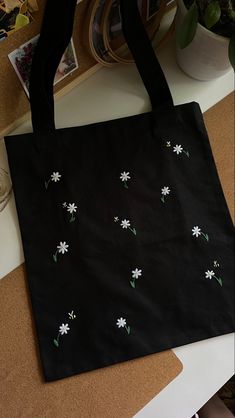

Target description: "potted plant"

left=175, top=0, right=235, bottom=80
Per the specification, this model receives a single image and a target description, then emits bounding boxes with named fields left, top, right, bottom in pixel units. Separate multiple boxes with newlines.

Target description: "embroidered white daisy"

left=116, top=317, right=131, bottom=334
left=192, top=226, right=201, bottom=237
left=161, top=186, right=170, bottom=196
left=205, top=269, right=222, bottom=286
left=192, top=226, right=209, bottom=241
left=161, top=186, right=171, bottom=203
left=59, top=323, right=70, bottom=335
left=45, top=172, right=62, bottom=189
left=67, top=203, right=77, bottom=214
left=120, top=219, right=137, bottom=235
left=57, top=242, right=69, bottom=254
left=130, top=268, right=142, bottom=288
left=121, top=219, right=130, bottom=229
left=53, top=241, right=69, bottom=262
left=62, top=202, right=67, bottom=208
left=53, top=312, right=77, bottom=347
left=132, top=268, right=142, bottom=279
left=120, top=172, right=130, bottom=182
left=205, top=270, right=215, bottom=280
left=120, top=171, right=131, bottom=189
left=173, top=144, right=183, bottom=155
left=116, top=317, right=126, bottom=328
left=114, top=216, right=119, bottom=222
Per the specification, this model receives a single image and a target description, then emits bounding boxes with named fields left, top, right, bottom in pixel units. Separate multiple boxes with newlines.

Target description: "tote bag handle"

left=29, top=0, right=174, bottom=133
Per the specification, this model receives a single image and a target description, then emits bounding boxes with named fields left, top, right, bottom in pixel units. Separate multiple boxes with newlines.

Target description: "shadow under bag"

left=5, top=0, right=235, bottom=381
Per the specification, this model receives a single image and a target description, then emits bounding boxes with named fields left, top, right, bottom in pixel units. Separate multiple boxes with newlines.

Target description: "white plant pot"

left=175, top=0, right=231, bottom=80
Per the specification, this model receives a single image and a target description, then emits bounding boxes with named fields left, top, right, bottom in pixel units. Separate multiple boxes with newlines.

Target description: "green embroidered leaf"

left=161, top=197, right=165, bottom=203
left=53, top=254, right=57, bottom=262
left=204, top=0, right=221, bottom=29
left=229, top=34, right=235, bottom=71
left=205, top=234, right=209, bottom=241
left=70, top=217, right=75, bottom=223
left=176, top=2, right=198, bottom=49
left=130, top=280, right=136, bottom=288
left=217, top=277, right=223, bottom=287
left=53, top=339, right=59, bottom=347
left=133, top=228, right=137, bottom=235
left=127, top=326, right=131, bottom=335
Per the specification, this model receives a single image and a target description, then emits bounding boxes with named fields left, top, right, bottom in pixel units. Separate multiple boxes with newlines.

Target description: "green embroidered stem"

left=53, top=333, right=60, bottom=347
left=53, top=251, right=58, bottom=262
left=70, top=214, right=76, bottom=223
left=129, top=227, right=137, bottom=235
left=45, top=179, right=51, bottom=189
left=183, top=149, right=190, bottom=158
left=130, top=279, right=136, bottom=288
left=161, top=196, right=165, bottom=203
left=124, top=181, right=128, bottom=189
left=202, top=232, right=209, bottom=242
left=214, top=276, right=223, bottom=287
left=125, top=325, right=131, bottom=335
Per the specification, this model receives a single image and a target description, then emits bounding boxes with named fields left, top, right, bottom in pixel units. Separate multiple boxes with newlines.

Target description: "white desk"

left=0, top=37, right=234, bottom=418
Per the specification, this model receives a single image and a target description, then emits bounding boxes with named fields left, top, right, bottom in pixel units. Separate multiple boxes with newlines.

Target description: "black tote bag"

left=5, top=0, right=235, bottom=382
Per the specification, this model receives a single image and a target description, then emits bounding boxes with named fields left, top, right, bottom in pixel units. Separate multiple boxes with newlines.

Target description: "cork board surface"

left=0, top=93, right=233, bottom=417
left=0, top=0, right=97, bottom=137
left=203, top=93, right=234, bottom=221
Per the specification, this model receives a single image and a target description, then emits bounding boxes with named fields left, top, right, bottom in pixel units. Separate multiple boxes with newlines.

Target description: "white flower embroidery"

left=53, top=241, right=69, bottom=262
left=213, top=260, right=220, bottom=268
left=53, top=311, right=77, bottom=347
left=45, top=172, right=61, bottom=189
left=114, top=216, right=119, bottom=222
left=116, top=317, right=131, bottom=335
left=166, top=141, right=171, bottom=147
left=62, top=202, right=67, bottom=208
left=171, top=143, right=190, bottom=158
left=161, top=186, right=171, bottom=203
left=120, top=219, right=136, bottom=235
left=173, top=144, right=183, bottom=155
left=130, top=268, right=142, bottom=288
left=132, top=268, right=142, bottom=279
left=161, top=186, right=170, bottom=196
left=205, top=270, right=215, bottom=279
left=121, top=219, right=130, bottom=229
left=66, top=203, right=77, bottom=222
left=120, top=171, right=130, bottom=189
left=205, top=269, right=222, bottom=287
left=192, top=226, right=209, bottom=241
left=59, top=323, right=70, bottom=335
left=57, top=242, right=69, bottom=254
left=67, top=203, right=77, bottom=214
left=116, top=317, right=126, bottom=328
left=192, top=226, right=201, bottom=237
left=51, top=172, right=61, bottom=182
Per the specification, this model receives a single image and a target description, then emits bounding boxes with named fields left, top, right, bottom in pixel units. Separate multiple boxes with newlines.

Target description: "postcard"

left=8, top=35, right=79, bottom=97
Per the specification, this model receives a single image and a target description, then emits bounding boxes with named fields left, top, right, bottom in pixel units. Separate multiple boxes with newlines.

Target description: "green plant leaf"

left=130, top=280, right=135, bottom=288
left=229, top=34, right=235, bottom=71
left=15, top=13, right=29, bottom=30
left=204, top=0, right=221, bottom=29
left=53, top=339, right=59, bottom=347
left=176, top=2, right=198, bottom=49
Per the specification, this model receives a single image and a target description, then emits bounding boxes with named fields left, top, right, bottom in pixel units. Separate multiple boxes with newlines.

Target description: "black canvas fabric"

left=5, top=0, right=235, bottom=382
